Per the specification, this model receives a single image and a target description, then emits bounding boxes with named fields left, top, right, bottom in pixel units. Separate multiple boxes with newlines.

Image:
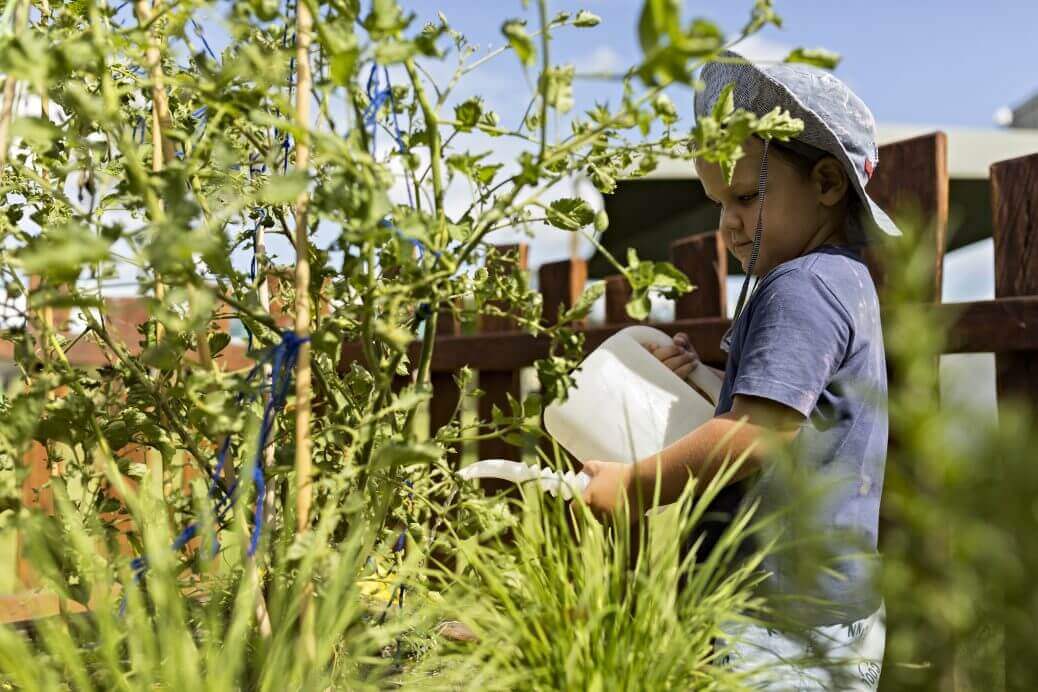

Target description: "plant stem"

left=537, top=0, right=549, bottom=163
left=401, top=58, right=447, bottom=438
left=405, top=59, right=444, bottom=226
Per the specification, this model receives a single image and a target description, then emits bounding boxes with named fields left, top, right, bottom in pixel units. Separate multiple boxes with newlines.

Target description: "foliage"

left=13, top=0, right=1024, bottom=690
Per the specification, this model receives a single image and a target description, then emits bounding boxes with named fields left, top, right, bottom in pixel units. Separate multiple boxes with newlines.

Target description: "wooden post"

left=989, top=149, right=1038, bottom=692
left=538, top=259, right=588, bottom=327
left=864, top=132, right=949, bottom=302
left=604, top=274, right=636, bottom=324
left=477, top=244, right=527, bottom=483
left=671, top=231, right=727, bottom=321
left=991, top=151, right=1038, bottom=405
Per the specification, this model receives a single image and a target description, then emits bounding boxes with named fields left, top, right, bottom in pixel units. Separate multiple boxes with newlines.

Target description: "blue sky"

left=74, top=1, right=1027, bottom=303
left=405, top=0, right=1038, bottom=128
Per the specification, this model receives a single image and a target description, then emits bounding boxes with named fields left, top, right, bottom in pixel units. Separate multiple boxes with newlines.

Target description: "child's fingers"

left=674, top=361, right=696, bottom=380
left=652, top=344, right=683, bottom=361
left=662, top=351, right=695, bottom=371
left=673, top=332, right=690, bottom=348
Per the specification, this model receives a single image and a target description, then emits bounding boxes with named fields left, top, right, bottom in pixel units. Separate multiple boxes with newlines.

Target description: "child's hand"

left=580, top=460, right=635, bottom=521
left=644, top=332, right=701, bottom=382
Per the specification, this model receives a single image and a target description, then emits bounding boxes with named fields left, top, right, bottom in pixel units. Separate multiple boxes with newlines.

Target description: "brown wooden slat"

left=863, top=132, right=949, bottom=303
left=479, top=244, right=528, bottom=333
left=430, top=372, right=461, bottom=465
left=538, top=259, right=587, bottom=327
left=17, top=443, right=53, bottom=587
left=477, top=244, right=527, bottom=471
left=604, top=274, right=636, bottom=324
left=536, top=259, right=588, bottom=461
left=670, top=231, right=727, bottom=319
left=991, top=152, right=1038, bottom=404
left=341, top=297, right=1038, bottom=374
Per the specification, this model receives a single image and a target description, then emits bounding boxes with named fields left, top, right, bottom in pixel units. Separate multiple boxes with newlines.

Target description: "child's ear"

left=811, top=157, right=850, bottom=207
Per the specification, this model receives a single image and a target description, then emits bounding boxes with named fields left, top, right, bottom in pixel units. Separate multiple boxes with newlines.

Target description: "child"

left=580, top=52, right=895, bottom=689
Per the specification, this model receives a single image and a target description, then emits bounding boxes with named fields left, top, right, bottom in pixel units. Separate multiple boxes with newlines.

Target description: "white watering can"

left=458, top=325, right=722, bottom=499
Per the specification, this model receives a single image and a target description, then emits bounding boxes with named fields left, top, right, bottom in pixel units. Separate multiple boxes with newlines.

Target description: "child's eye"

left=737, top=192, right=758, bottom=203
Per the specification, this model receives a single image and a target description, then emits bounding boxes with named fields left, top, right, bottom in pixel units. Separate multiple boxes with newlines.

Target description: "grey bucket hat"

left=693, top=50, right=901, bottom=241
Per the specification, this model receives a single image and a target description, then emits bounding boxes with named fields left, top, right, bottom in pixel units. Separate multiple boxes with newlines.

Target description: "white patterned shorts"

left=715, top=602, right=885, bottom=690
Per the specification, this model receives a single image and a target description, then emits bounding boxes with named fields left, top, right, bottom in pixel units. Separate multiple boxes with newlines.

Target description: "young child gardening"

left=580, top=53, right=895, bottom=689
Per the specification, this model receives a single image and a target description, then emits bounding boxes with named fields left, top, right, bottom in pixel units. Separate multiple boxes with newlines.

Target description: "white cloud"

left=575, top=45, right=624, bottom=74
left=728, top=34, right=794, bottom=63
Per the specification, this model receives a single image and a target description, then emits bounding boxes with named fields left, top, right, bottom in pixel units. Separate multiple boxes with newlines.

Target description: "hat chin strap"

left=731, top=138, right=770, bottom=324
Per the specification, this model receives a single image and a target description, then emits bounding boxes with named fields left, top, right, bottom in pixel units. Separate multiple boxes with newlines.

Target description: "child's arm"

left=581, top=394, right=802, bottom=519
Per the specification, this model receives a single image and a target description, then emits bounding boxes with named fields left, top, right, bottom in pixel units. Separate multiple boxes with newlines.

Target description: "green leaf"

left=372, top=442, right=441, bottom=471
left=208, top=332, right=231, bottom=357
left=329, top=49, right=359, bottom=86
left=363, top=0, right=413, bottom=39
left=416, top=22, right=447, bottom=57
left=573, top=10, right=601, bottom=27
left=784, top=47, right=841, bottom=70
left=453, top=97, right=484, bottom=131
left=743, top=0, right=783, bottom=35
left=587, top=164, right=616, bottom=194
left=651, top=93, right=678, bottom=124
left=540, top=64, right=575, bottom=114
left=558, top=282, right=605, bottom=324
left=446, top=151, right=502, bottom=185
left=594, top=210, right=609, bottom=232
left=626, top=292, right=652, bottom=321
left=638, top=0, right=680, bottom=54
left=756, top=107, right=804, bottom=140
left=711, top=83, right=735, bottom=121
left=374, top=318, right=413, bottom=352
left=257, top=172, right=308, bottom=204
left=375, top=39, right=417, bottom=64
left=11, top=116, right=61, bottom=150
left=141, top=343, right=180, bottom=371
left=16, top=223, right=112, bottom=283
left=501, top=19, right=535, bottom=67
left=545, top=198, right=595, bottom=231
left=674, top=18, right=723, bottom=57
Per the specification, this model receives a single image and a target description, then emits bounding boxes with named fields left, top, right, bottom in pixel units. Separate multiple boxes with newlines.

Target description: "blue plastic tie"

left=125, top=332, right=308, bottom=601
left=190, top=19, right=219, bottom=61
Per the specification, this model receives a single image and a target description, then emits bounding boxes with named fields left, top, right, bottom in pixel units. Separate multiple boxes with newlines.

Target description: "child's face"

left=695, top=136, right=846, bottom=276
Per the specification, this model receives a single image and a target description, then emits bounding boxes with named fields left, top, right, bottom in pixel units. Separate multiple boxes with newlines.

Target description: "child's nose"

left=719, top=208, right=743, bottom=242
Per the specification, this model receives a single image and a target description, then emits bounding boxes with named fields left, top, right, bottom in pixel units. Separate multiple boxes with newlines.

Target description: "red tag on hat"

left=864, top=158, right=875, bottom=180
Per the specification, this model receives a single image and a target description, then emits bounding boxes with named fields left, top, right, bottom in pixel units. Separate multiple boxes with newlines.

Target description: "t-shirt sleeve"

left=730, top=268, right=852, bottom=417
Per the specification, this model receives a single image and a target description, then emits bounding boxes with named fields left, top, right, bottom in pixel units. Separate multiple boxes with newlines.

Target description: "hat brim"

left=859, top=187, right=903, bottom=239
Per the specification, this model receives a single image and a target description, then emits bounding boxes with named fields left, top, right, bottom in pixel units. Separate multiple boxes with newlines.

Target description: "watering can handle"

left=458, top=460, right=589, bottom=500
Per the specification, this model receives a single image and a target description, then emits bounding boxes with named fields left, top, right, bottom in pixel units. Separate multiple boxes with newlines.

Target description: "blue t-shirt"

left=716, top=244, right=887, bottom=627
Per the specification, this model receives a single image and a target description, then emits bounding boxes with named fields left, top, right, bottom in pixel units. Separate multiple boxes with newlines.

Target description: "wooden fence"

left=340, top=132, right=1038, bottom=468
left=5, top=132, right=1038, bottom=625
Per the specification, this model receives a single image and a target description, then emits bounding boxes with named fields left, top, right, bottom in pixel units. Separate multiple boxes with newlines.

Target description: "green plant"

left=0, top=0, right=846, bottom=687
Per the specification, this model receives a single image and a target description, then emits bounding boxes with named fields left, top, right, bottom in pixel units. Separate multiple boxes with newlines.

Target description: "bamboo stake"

left=292, top=0, right=315, bottom=661
left=292, top=1, right=313, bottom=538
left=0, top=0, right=29, bottom=171
left=133, top=0, right=174, bottom=501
